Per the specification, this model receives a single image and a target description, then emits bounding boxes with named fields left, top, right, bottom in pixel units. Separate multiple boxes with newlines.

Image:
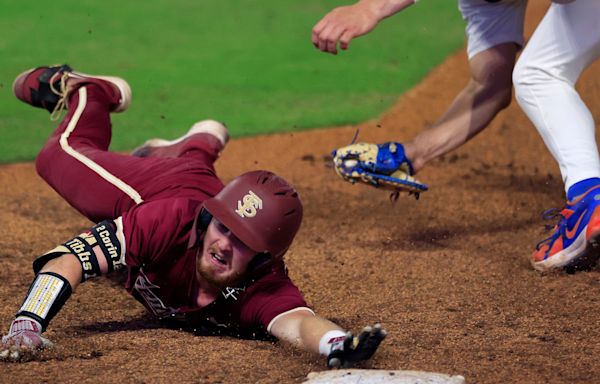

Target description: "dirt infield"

left=2, top=3, right=600, bottom=383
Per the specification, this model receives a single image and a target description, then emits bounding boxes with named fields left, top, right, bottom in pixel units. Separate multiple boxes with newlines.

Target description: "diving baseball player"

left=1, top=65, right=386, bottom=367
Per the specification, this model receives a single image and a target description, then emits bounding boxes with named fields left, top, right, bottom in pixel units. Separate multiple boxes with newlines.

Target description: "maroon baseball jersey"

left=120, top=198, right=309, bottom=336
left=35, top=83, right=311, bottom=337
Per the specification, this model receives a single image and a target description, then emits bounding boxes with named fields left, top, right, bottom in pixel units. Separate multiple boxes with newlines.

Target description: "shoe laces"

left=48, top=71, right=70, bottom=121
left=535, top=208, right=567, bottom=250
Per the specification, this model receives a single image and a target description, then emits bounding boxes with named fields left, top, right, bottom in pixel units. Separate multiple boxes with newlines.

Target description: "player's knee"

left=35, top=141, right=60, bottom=180
left=513, top=56, right=562, bottom=95
left=512, top=58, right=528, bottom=95
left=513, top=60, right=543, bottom=108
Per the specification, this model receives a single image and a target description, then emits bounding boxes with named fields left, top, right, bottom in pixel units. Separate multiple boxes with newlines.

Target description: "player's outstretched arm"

left=269, top=310, right=386, bottom=368
left=0, top=253, right=82, bottom=362
left=312, top=0, right=417, bottom=54
left=1, top=220, right=124, bottom=362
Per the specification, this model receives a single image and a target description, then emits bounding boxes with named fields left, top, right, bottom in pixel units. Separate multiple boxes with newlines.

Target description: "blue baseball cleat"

left=532, top=186, right=600, bottom=273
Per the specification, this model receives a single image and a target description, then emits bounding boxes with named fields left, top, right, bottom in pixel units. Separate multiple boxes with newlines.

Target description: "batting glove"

left=0, top=317, right=53, bottom=362
left=326, top=323, right=387, bottom=368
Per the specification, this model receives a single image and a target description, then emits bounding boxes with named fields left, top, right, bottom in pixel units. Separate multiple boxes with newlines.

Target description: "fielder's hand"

left=332, top=142, right=428, bottom=199
left=327, top=323, right=387, bottom=368
left=0, top=317, right=53, bottom=362
left=312, top=4, right=380, bottom=54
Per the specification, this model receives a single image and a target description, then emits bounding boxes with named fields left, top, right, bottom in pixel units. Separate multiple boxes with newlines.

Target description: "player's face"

left=196, top=218, right=256, bottom=289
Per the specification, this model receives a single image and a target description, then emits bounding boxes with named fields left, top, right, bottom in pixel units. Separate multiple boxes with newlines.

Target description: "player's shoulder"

left=121, top=197, right=204, bottom=259
left=131, top=197, right=202, bottom=217
left=122, top=197, right=204, bottom=233
left=247, top=262, right=297, bottom=291
left=235, top=262, right=308, bottom=329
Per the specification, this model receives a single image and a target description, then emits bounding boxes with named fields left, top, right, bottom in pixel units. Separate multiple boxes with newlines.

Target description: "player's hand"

left=0, top=317, right=53, bottom=362
left=312, top=4, right=380, bottom=54
left=326, top=323, right=387, bottom=368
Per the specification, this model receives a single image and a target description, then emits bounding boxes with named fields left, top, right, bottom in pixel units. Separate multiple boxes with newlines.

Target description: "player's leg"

left=513, top=1, right=600, bottom=195
left=513, top=1, right=600, bottom=272
left=403, top=0, right=526, bottom=172
left=14, top=66, right=221, bottom=222
left=15, top=66, right=147, bottom=221
left=131, top=119, right=229, bottom=165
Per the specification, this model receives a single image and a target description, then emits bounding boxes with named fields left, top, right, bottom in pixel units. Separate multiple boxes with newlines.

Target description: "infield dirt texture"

left=1, top=3, right=600, bottom=383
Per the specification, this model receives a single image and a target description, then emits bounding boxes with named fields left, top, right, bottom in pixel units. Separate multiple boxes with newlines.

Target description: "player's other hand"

left=312, top=4, right=380, bottom=54
left=327, top=323, right=387, bottom=368
left=0, top=317, right=53, bottom=362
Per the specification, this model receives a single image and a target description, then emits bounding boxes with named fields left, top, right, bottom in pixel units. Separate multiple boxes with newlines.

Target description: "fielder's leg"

left=513, top=1, right=600, bottom=272
left=513, top=0, right=600, bottom=194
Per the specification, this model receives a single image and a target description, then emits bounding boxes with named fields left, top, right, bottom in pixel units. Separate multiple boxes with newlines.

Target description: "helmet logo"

left=235, top=190, right=263, bottom=218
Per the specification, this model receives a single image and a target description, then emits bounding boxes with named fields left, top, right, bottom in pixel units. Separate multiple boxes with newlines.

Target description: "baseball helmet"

left=203, top=170, right=303, bottom=260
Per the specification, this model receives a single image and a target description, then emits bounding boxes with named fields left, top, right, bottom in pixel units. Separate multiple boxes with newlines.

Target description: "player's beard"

left=196, top=246, right=244, bottom=290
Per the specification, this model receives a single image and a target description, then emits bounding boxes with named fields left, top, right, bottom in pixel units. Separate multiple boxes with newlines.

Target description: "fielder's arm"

left=0, top=220, right=124, bottom=361
left=269, top=310, right=386, bottom=368
left=405, top=43, right=517, bottom=172
left=312, top=0, right=418, bottom=54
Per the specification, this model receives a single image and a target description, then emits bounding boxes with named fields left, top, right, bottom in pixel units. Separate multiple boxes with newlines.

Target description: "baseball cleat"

left=12, top=64, right=131, bottom=118
left=131, top=119, right=229, bottom=158
left=532, top=185, right=600, bottom=273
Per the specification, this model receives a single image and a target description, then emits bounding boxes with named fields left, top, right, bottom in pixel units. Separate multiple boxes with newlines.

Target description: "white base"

left=305, top=369, right=465, bottom=384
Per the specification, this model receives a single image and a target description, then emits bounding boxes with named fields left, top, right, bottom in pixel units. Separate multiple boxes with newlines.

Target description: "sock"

left=567, top=178, right=600, bottom=201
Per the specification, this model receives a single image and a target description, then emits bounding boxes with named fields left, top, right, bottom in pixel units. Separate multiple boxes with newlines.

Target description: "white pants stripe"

left=59, top=87, right=144, bottom=204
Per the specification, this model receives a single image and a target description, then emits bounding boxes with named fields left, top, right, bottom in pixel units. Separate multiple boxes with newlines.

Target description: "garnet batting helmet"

left=203, top=170, right=303, bottom=260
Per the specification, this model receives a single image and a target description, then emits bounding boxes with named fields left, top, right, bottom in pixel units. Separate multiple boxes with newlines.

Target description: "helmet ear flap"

left=194, top=209, right=213, bottom=247
left=198, top=209, right=213, bottom=231
left=247, top=252, right=272, bottom=274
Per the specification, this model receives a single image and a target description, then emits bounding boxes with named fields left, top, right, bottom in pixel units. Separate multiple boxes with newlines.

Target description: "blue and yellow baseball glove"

left=332, top=142, right=428, bottom=198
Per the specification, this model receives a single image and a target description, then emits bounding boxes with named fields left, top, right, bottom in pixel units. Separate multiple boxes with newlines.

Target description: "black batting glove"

left=326, top=323, right=387, bottom=368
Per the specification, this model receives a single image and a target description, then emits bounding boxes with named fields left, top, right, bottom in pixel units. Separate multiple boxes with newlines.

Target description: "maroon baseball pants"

left=35, top=84, right=224, bottom=223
